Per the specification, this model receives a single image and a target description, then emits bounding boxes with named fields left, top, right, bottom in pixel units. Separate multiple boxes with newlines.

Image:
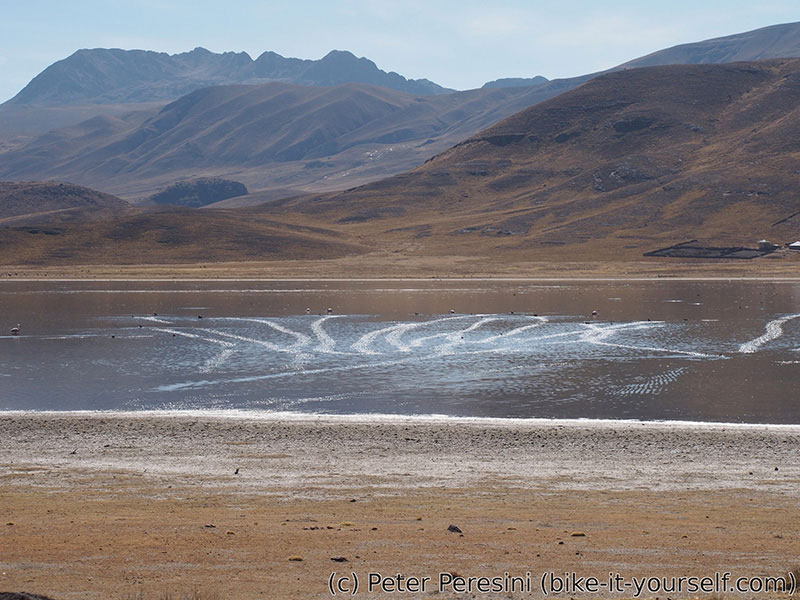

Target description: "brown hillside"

left=0, top=206, right=360, bottom=265
left=280, top=60, right=800, bottom=261
left=0, top=182, right=358, bottom=265
left=0, top=181, right=129, bottom=222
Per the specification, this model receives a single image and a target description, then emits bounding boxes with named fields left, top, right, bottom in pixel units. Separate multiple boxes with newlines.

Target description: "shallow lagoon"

left=1, top=279, right=798, bottom=423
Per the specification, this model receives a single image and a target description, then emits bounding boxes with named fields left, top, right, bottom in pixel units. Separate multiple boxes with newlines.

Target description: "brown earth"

left=1, top=413, right=799, bottom=600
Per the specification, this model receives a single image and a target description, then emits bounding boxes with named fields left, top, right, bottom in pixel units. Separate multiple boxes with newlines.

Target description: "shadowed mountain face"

left=5, top=48, right=449, bottom=107
left=282, top=60, right=800, bottom=259
left=149, top=178, right=248, bottom=207
left=618, top=21, right=800, bottom=69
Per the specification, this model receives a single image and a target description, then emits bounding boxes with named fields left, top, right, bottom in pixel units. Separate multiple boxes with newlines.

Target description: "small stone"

left=331, top=557, right=348, bottom=562
left=571, top=532, right=586, bottom=537
left=447, top=524, right=462, bottom=534
left=226, top=530, right=235, bottom=535
left=288, top=556, right=304, bottom=561
left=204, top=524, right=216, bottom=528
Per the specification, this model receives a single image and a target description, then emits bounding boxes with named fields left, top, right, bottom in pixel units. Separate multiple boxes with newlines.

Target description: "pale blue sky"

left=1, top=0, right=798, bottom=102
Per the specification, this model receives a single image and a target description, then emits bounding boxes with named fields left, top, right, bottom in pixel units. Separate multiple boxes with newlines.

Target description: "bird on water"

left=10, top=323, right=20, bottom=335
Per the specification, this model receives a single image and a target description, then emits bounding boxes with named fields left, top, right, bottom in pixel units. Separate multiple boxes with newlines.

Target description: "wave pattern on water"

left=614, top=367, right=688, bottom=397
left=738, top=313, right=800, bottom=354
left=138, top=314, right=725, bottom=393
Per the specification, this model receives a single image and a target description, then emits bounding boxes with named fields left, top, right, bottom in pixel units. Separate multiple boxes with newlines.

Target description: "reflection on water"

left=0, top=280, right=798, bottom=423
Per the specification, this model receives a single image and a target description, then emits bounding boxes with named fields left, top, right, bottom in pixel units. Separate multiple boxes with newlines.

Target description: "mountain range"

left=0, top=78, right=586, bottom=200
left=1, top=22, right=800, bottom=267
left=3, top=21, right=800, bottom=203
left=4, top=47, right=449, bottom=107
left=3, top=59, right=800, bottom=266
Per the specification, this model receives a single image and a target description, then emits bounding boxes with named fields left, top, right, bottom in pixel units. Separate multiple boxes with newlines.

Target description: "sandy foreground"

left=1, top=412, right=799, bottom=600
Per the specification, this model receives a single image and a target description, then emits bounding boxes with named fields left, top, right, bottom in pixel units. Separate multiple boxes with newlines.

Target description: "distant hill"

left=618, top=21, right=800, bottom=69
left=282, top=59, right=800, bottom=261
left=5, top=47, right=450, bottom=107
left=0, top=181, right=128, bottom=222
left=149, top=178, right=248, bottom=207
left=0, top=202, right=359, bottom=265
left=482, top=76, right=549, bottom=88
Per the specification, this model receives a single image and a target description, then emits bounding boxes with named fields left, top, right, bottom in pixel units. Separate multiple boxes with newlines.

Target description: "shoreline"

left=2, top=255, right=800, bottom=281
left=3, top=411, right=798, bottom=495
left=3, top=408, right=800, bottom=430
left=2, top=412, right=799, bottom=598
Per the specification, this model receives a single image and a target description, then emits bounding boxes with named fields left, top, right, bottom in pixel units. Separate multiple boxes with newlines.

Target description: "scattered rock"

left=331, top=557, right=348, bottom=562
left=288, top=556, right=304, bottom=562
left=571, top=532, right=586, bottom=537
left=204, top=524, right=216, bottom=528
left=447, top=524, right=462, bottom=534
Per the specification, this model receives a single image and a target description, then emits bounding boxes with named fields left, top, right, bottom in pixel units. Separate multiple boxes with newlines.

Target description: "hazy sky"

left=1, top=0, right=799, bottom=102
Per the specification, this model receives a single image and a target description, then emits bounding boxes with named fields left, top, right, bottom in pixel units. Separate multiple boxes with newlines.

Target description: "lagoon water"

left=1, top=279, right=798, bottom=423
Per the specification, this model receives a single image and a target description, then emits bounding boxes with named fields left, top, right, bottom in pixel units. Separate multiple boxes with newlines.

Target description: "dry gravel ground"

left=0, top=413, right=799, bottom=600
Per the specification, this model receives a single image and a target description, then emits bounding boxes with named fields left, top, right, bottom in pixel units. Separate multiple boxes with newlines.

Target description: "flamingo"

left=10, top=323, right=20, bottom=336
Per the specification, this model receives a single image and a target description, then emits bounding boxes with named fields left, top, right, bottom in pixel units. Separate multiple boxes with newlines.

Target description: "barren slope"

left=278, top=60, right=800, bottom=261
left=619, top=21, right=800, bottom=69
left=0, top=81, right=582, bottom=200
left=0, top=181, right=129, bottom=222
left=0, top=182, right=357, bottom=265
